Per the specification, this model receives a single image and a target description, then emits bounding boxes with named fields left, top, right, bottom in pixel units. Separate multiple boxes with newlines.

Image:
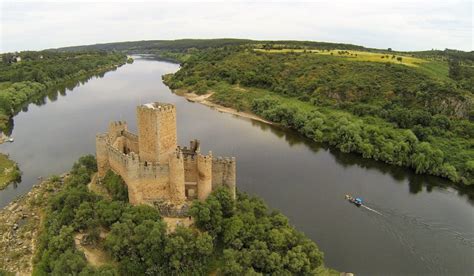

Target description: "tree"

left=189, top=195, right=223, bottom=237
left=51, top=250, right=88, bottom=275
left=165, top=226, right=213, bottom=274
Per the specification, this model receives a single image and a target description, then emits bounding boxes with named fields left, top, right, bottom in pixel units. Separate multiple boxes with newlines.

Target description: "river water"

left=0, top=57, right=473, bottom=275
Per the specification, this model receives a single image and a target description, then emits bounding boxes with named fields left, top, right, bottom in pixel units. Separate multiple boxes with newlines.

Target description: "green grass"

left=254, top=48, right=427, bottom=66
left=254, top=48, right=451, bottom=80
left=0, top=153, right=20, bottom=190
left=417, top=60, right=450, bottom=80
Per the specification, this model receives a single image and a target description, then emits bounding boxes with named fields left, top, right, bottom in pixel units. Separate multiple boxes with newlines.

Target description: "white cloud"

left=0, top=0, right=472, bottom=52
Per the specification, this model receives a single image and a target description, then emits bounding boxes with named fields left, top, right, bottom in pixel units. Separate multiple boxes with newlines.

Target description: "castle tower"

left=226, top=157, right=237, bottom=199
left=96, top=133, right=110, bottom=178
left=108, top=121, right=127, bottom=142
left=197, top=151, right=213, bottom=201
left=137, top=103, right=177, bottom=164
left=169, top=149, right=186, bottom=203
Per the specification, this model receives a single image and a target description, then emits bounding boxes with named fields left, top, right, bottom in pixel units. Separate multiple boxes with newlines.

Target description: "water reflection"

left=3, top=72, right=108, bottom=136
left=248, top=117, right=474, bottom=205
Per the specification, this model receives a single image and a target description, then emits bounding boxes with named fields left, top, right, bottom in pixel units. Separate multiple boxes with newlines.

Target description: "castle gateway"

left=96, top=102, right=236, bottom=206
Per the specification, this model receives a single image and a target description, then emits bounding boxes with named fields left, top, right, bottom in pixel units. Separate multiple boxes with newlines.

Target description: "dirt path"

left=74, top=233, right=113, bottom=268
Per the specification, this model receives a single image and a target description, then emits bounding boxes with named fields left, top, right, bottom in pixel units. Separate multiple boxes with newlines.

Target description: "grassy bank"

left=0, top=153, right=21, bottom=190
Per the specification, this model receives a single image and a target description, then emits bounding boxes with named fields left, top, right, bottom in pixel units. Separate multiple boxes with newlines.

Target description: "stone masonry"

left=96, top=102, right=236, bottom=206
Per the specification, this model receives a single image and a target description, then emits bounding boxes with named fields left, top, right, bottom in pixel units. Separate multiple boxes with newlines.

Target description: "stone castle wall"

left=212, top=157, right=236, bottom=199
left=96, top=102, right=236, bottom=207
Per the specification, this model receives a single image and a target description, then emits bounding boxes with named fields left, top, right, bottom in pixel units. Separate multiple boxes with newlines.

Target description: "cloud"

left=0, top=0, right=472, bottom=52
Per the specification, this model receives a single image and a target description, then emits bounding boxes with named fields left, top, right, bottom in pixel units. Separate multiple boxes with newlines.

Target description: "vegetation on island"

left=158, top=43, right=474, bottom=186
left=32, top=156, right=334, bottom=275
left=0, top=153, right=21, bottom=190
left=0, top=51, right=127, bottom=132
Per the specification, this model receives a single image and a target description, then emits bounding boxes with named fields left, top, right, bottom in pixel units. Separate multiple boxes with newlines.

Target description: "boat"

left=345, top=195, right=363, bottom=207
left=7, top=137, right=14, bottom=143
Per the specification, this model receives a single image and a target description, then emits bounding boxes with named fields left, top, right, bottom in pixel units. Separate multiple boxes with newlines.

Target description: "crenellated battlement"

left=109, top=120, right=127, bottom=127
left=138, top=102, right=176, bottom=113
left=213, top=156, right=236, bottom=164
left=96, top=102, right=236, bottom=206
left=197, top=151, right=213, bottom=163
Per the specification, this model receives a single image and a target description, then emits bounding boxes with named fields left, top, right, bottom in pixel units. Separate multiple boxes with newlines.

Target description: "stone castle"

left=96, top=102, right=236, bottom=206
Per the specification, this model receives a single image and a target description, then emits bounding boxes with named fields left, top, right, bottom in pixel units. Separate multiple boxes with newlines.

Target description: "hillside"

left=161, top=42, right=473, bottom=186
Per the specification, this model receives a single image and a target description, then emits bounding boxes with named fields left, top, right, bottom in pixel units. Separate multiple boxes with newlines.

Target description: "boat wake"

left=360, top=201, right=474, bottom=274
left=360, top=204, right=383, bottom=216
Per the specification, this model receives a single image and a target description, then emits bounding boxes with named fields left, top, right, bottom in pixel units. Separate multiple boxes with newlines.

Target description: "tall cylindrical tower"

left=169, top=150, right=186, bottom=203
left=96, top=134, right=110, bottom=178
left=137, top=103, right=177, bottom=164
left=197, top=151, right=213, bottom=201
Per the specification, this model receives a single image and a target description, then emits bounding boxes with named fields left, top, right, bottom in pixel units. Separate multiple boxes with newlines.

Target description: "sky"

left=0, top=0, right=472, bottom=53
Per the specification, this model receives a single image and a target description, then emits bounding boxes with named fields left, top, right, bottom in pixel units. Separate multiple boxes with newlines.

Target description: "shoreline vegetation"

left=0, top=156, right=339, bottom=275
left=0, top=50, right=127, bottom=191
left=164, top=79, right=473, bottom=186
left=156, top=41, right=473, bottom=186
left=0, top=173, right=68, bottom=274
left=0, top=153, right=21, bottom=190
left=0, top=51, right=128, bottom=133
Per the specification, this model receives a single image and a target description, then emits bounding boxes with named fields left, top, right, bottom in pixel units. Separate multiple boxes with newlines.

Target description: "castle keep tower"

left=137, top=103, right=177, bottom=164
left=96, top=102, right=236, bottom=208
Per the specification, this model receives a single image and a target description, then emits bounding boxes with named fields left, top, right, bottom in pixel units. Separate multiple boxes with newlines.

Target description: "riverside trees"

left=0, top=51, right=126, bottom=131
left=164, top=46, right=474, bottom=185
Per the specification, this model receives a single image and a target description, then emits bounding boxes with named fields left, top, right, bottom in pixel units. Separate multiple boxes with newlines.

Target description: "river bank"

left=172, top=89, right=274, bottom=125
left=0, top=174, right=67, bottom=275
left=0, top=61, right=126, bottom=134
left=0, top=153, right=21, bottom=190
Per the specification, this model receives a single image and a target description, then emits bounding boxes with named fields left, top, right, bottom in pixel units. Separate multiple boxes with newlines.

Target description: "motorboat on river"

left=345, top=195, right=363, bottom=207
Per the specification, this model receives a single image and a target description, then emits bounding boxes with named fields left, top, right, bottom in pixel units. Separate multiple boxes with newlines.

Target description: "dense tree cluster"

left=102, top=170, right=128, bottom=201
left=251, top=97, right=471, bottom=184
left=190, top=188, right=327, bottom=275
left=0, top=51, right=126, bottom=130
left=164, top=46, right=474, bottom=186
left=33, top=157, right=331, bottom=275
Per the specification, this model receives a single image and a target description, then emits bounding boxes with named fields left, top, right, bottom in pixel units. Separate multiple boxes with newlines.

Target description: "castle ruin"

left=96, top=102, right=236, bottom=206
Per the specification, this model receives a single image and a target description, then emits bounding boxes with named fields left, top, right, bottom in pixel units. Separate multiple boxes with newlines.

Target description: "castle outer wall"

left=96, top=102, right=236, bottom=206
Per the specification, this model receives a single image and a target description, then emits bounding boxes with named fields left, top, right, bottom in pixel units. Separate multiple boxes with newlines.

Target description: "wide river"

left=1, top=57, right=473, bottom=275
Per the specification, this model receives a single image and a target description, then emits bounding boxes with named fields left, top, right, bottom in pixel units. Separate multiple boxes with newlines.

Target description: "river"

left=0, top=57, right=473, bottom=275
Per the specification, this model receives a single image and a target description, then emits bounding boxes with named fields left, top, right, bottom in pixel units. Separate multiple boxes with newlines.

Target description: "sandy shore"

left=173, top=90, right=273, bottom=125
